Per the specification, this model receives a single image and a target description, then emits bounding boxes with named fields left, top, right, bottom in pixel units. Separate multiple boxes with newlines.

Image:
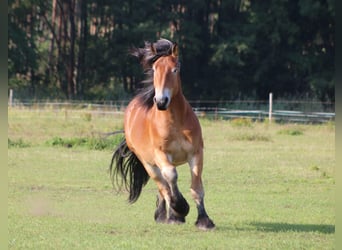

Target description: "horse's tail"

left=109, top=138, right=150, bottom=203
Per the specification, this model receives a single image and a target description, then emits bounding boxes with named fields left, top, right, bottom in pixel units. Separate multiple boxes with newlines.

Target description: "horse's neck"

left=168, top=91, right=188, bottom=123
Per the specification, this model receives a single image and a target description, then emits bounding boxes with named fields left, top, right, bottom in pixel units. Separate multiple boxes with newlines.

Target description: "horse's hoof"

left=195, top=217, right=215, bottom=231
left=155, top=218, right=167, bottom=224
left=154, top=211, right=167, bottom=223
left=167, top=213, right=186, bottom=224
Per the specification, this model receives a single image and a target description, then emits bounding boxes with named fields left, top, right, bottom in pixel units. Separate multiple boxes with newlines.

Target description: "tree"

left=8, top=0, right=335, bottom=102
left=8, top=0, right=40, bottom=98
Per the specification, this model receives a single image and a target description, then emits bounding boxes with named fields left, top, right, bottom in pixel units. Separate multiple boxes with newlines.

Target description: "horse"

left=110, top=39, right=215, bottom=230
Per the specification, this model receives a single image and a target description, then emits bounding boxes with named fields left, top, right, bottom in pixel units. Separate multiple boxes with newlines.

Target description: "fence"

left=189, top=94, right=335, bottom=123
left=8, top=93, right=335, bottom=124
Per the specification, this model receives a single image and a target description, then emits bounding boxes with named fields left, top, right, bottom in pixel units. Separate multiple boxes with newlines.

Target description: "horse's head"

left=151, top=40, right=180, bottom=111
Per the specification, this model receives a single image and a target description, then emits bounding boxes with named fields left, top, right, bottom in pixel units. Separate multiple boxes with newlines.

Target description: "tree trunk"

left=76, top=0, right=87, bottom=98
left=49, top=0, right=57, bottom=69
left=68, top=0, right=76, bottom=99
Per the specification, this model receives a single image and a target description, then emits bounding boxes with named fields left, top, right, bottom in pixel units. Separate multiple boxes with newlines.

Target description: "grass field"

left=8, top=108, right=335, bottom=249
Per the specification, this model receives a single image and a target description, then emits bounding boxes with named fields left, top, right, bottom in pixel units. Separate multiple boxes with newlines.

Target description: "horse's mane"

left=131, top=39, right=175, bottom=109
left=131, top=38, right=174, bottom=70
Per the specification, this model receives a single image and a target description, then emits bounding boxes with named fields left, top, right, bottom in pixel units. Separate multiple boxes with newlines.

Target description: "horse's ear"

left=172, top=42, right=178, bottom=57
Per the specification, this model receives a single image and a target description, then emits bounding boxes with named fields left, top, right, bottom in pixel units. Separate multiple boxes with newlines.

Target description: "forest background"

left=8, top=0, right=335, bottom=103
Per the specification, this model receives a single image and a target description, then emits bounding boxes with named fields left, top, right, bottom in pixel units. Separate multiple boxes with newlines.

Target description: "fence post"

left=269, top=92, right=273, bottom=123
left=9, top=89, right=13, bottom=107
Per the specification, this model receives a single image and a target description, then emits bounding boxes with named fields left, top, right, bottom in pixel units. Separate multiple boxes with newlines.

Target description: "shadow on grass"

left=250, top=222, right=335, bottom=234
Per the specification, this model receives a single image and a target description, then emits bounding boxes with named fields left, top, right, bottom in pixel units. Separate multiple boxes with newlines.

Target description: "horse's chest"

left=164, top=135, right=193, bottom=165
left=153, top=120, right=198, bottom=165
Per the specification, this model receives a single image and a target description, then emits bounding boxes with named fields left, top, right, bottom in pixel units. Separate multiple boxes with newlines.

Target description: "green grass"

left=8, top=108, right=335, bottom=249
left=277, top=126, right=304, bottom=136
left=8, top=138, right=31, bottom=148
left=44, top=136, right=122, bottom=150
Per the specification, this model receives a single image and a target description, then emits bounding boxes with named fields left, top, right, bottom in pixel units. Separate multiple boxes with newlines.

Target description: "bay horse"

left=110, top=39, right=215, bottom=230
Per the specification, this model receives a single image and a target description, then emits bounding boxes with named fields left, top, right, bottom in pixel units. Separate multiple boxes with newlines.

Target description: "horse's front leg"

left=189, top=149, right=215, bottom=230
left=155, top=151, right=189, bottom=223
left=161, top=165, right=189, bottom=223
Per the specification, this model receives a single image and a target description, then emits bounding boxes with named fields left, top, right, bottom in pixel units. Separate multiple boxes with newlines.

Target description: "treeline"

left=8, top=0, right=335, bottom=102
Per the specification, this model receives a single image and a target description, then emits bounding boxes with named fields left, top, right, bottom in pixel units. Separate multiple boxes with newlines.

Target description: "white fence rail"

left=193, top=109, right=335, bottom=123
left=8, top=97, right=335, bottom=124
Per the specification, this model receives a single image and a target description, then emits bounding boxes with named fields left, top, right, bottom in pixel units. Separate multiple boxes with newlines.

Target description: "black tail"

left=109, top=138, right=150, bottom=203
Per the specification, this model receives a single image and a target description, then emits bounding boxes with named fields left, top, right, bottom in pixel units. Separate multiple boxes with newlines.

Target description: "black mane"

left=131, top=39, right=175, bottom=109
left=135, top=84, right=155, bottom=109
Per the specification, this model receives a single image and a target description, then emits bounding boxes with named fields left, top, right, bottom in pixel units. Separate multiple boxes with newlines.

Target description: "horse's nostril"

left=156, top=97, right=169, bottom=110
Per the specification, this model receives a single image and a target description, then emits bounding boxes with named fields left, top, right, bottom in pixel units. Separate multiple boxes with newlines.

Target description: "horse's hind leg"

left=155, top=184, right=188, bottom=224
left=154, top=193, right=167, bottom=223
left=189, top=150, right=215, bottom=230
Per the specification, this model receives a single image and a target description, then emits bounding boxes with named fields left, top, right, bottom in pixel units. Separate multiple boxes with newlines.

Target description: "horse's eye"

left=171, top=68, right=178, bottom=73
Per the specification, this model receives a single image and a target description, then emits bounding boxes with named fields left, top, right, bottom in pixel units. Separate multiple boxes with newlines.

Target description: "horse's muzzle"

left=154, top=96, right=169, bottom=110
